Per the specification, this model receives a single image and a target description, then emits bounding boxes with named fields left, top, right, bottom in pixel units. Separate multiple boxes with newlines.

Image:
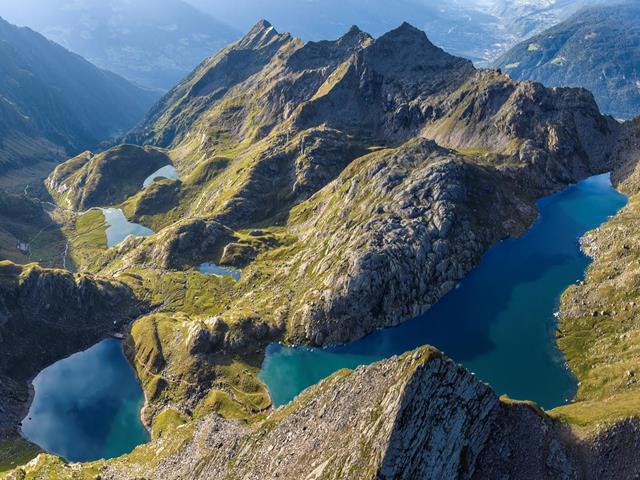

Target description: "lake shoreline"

left=260, top=173, right=628, bottom=409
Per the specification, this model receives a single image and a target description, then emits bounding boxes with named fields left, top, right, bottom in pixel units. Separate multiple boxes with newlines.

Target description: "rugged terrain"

left=0, top=262, right=142, bottom=445
left=496, top=1, right=640, bottom=120
left=40, top=20, right=640, bottom=426
left=3, top=20, right=640, bottom=479
left=7, top=347, right=640, bottom=479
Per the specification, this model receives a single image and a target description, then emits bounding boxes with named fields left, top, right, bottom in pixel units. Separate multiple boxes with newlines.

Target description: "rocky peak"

left=358, top=21, right=475, bottom=96
left=236, top=19, right=282, bottom=50
left=376, top=21, right=439, bottom=52
left=286, top=24, right=372, bottom=72
left=91, top=346, right=599, bottom=479
left=336, top=23, right=373, bottom=49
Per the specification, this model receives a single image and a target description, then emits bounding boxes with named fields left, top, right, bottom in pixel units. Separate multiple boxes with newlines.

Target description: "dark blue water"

left=260, top=174, right=627, bottom=409
left=21, top=339, right=149, bottom=462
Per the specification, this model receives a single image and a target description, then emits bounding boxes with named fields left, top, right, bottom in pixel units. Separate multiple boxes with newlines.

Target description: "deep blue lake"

left=260, top=174, right=627, bottom=409
left=21, top=339, right=149, bottom=462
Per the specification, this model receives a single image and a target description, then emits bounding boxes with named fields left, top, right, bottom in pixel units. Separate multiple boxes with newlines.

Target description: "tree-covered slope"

left=496, top=1, right=640, bottom=120
left=0, top=17, right=158, bottom=174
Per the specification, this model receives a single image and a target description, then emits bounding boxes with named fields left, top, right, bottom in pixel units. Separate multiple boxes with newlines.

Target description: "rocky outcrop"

left=0, top=261, right=142, bottom=440
left=46, top=144, right=171, bottom=210
left=116, top=218, right=235, bottom=270
left=281, top=139, right=538, bottom=345
left=14, top=346, right=632, bottom=480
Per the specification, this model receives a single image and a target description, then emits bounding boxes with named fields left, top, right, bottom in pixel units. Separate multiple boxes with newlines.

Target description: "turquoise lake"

left=260, top=174, right=628, bottom=409
left=143, top=165, right=179, bottom=188
left=101, top=208, right=154, bottom=247
left=21, top=339, right=149, bottom=462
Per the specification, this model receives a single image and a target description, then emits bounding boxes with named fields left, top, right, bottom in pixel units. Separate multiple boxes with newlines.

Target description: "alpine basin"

left=260, top=174, right=628, bottom=409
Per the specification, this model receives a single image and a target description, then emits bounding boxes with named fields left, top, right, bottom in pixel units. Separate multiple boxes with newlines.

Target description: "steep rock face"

left=46, top=145, right=171, bottom=210
left=70, top=347, right=579, bottom=479
left=126, top=20, right=298, bottom=148
left=281, top=139, right=537, bottom=345
left=0, top=261, right=141, bottom=441
left=10, top=346, right=640, bottom=479
left=293, top=23, right=475, bottom=139
left=423, top=71, right=619, bottom=191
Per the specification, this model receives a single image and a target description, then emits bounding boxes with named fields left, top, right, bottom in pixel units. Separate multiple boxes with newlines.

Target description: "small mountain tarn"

left=198, top=262, right=241, bottom=281
left=100, top=208, right=154, bottom=248
left=21, top=339, right=148, bottom=463
left=143, top=165, right=179, bottom=188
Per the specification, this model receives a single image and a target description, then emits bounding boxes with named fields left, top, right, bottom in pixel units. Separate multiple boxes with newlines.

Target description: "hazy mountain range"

left=0, top=0, right=239, bottom=90
left=497, top=1, right=640, bottom=120
left=0, top=0, right=607, bottom=91
left=0, top=16, right=156, bottom=174
left=189, top=0, right=607, bottom=63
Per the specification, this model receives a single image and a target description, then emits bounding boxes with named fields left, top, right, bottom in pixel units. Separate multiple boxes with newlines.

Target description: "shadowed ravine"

left=260, top=174, right=628, bottom=408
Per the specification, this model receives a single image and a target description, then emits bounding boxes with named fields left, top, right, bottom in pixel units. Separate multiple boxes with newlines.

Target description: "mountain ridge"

left=0, top=16, right=158, bottom=175
left=3, top=19, right=640, bottom=478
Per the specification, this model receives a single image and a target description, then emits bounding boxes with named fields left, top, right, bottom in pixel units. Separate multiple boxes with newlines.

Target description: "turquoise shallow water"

left=143, top=165, right=179, bottom=188
left=198, top=262, right=241, bottom=281
left=21, top=339, right=149, bottom=462
left=260, top=174, right=628, bottom=409
left=101, top=208, right=154, bottom=247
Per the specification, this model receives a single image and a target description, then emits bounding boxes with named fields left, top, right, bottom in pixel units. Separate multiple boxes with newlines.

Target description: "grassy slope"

left=0, top=439, right=41, bottom=474
left=552, top=193, right=640, bottom=428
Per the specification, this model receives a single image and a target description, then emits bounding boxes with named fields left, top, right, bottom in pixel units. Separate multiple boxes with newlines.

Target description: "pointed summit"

left=379, top=21, right=433, bottom=46
left=336, top=24, right=373, bottom=49
left=253, top=19, right=273, bottom=32
left=398, top=21, right=420, bottom=32
left=364, top=22, right=474, bottom=94
left=237, top=19, right=280, bottom=49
